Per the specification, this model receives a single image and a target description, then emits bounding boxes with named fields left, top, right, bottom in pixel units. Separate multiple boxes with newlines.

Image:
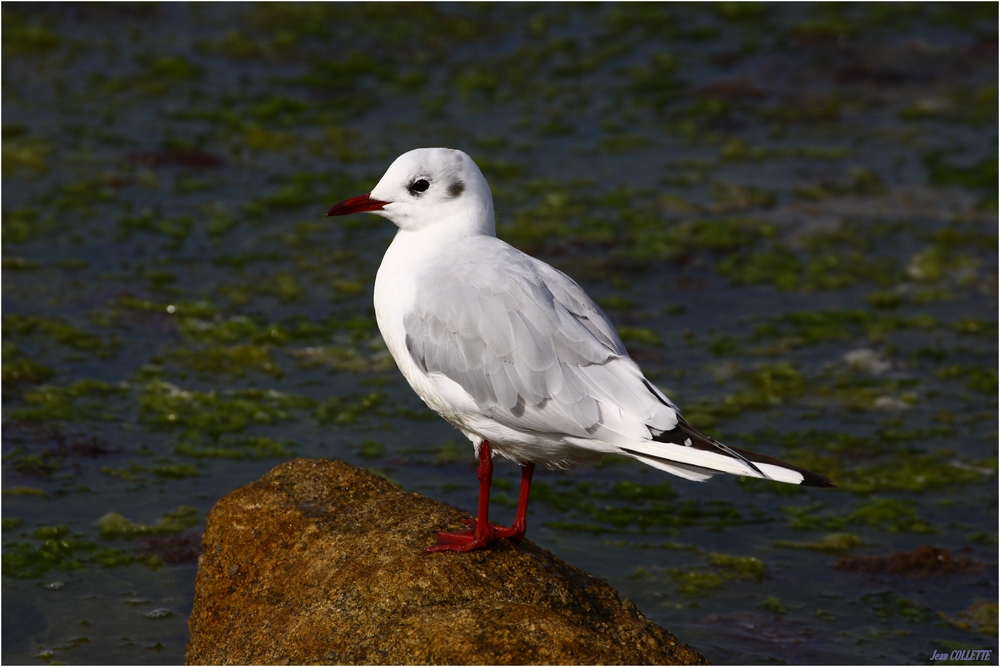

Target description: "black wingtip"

left=801, top=470, right=836, bottom=488
left=727, top=445, right=836, bottom=488
left=647, top=416, right=837, bottom=488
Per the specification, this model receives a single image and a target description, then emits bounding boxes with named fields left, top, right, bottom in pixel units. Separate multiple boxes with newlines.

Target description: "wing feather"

left=403, top=238, right=669, bottom=442
left=399, top=237, right=833, bottom=488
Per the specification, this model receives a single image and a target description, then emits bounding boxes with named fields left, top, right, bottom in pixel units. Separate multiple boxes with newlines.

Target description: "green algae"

left=720, top=140, right=849, bottom=162
left=430, top=440, right=468, bottom=465
left=783, top=498, right=934, bottom=534
left=953, top=318, right=997, bottom=338
left=715, top=2, right=768, bottom=22
left=140, top=55, right=203, bottom=81
left=610, top=481, right=677, bottom=502
left=358, top=439, right=385, bottom=460
left=866, top=291, right=904, bottom=309
left=139, top=380, right=316, bottom=437
left=760, top=596, right=787, bottom=615
left=153, top=464, right=201, bottom=480
left=100, top=462, right=150, bottom=482
left=863, top=592, right=935, bottom=624
left=2, top=486, right=48, bottom=497
left=717, top=244, right=899, bottom=292
left=709, top=552, right=765, bottom=580
left=396, top=407, right=435, bottom=421
left=3, top=517, right=26, bottom=531
left=774, top=532, right=864, bottom=553
left=617, top=327, right=662, bottom=347
left=717, top=246, right=801, bottom=290
left=900, top=86, right=998, bottom=127
left=33, top=525, right=71, bottom=540
left=3, top=314, right=118, bottom=357
left=290, top=345, right=393, bottom=373
left=172, top=308, right=378, bottom=351
left=949, top=600, right=999, bottom=636
left=664, top=552, right=765, bottom=596
left=90, top=54, right=203, bottom=97
left=212, top=251, right=282, bottom=269
left=817, top=374, right=919, bottom=413
left=2, top=131, right=52, bottom=173
left=257, top=272, right=306, bottom=302
left=313, top=392, right=384, bottom=425
left=175, top=314, right=258, bottom=345
left=596, top=296, right=636, bottom=312
left=709, top=183, right=776, bottom=212
left=679, top=217, right=777, bottom=249
left=94, top=506, right=199, bottom=539
left=2, top=539, right=159, bottom=579
left=169, top=344, right=283, bottom=378
left=2, top=343, right=54, bottom=387
left=668, top=570, right=725, bottom=596
left=119, top=210, right=194, bottom=248
left=535, top=479, right=747, bottom=533
left=794, top=168, right=886, bottom=200
left=935, top=366, right=998, bottom=394
left=6, top=450, right=61, bottom=478
left=924, top=152, right=998, bottom=191
left=12, top=380, right=125, bottom=422
left=682, top=362, right=806, bottom=428
left=2, top=207, right=51, bottom=245
left=838, top=455, right=994, bottom=495
left=750, top=310, right=937, bottom=350
left=176, top=435, right=293, bottom=460
left=908, top=246, right=981, bottom=284
left=2, top=12, right=61, bottom=56
left=707, top=335, right=740, bottom=357
left=117, top=296, right=216, bottom=318
left=2, top=255, right=39, bottom=270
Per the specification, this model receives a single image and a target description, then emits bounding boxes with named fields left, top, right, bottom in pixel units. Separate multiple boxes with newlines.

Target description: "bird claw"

left=423, top=518, right=525, bottom=553
left=423, top=526, right=495, bottom=553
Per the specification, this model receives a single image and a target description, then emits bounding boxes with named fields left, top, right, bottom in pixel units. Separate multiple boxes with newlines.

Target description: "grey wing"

left=403, top=241, right=676, bottom=442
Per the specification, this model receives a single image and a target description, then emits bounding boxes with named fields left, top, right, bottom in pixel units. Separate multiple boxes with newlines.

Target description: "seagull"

left=327, top=148, right=834, bottom=553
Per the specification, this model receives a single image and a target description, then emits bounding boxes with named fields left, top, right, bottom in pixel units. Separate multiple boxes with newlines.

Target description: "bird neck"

left=398, top=204, right=496, bottom=244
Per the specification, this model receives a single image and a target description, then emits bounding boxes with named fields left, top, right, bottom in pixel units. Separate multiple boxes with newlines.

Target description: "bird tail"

left=620, top=418, right=835, bottom=488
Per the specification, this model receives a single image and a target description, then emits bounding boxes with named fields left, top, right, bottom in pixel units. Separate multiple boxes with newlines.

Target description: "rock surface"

left=186, top=458, right=708, bottom=665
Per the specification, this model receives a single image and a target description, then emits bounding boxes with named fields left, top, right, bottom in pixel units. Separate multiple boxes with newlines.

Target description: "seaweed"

left=774, top=533, right=864, bottom=553
left=12, top=380, right=125, bottom=422
left=139, top=380, right=316, bottom=437
left=3, top=314, right=118, bottom=357
left=175, top=435, right=293, bottom=460
left=94, top=506, right=199, bottom=538
left=313, top=392, right=384, bottom=425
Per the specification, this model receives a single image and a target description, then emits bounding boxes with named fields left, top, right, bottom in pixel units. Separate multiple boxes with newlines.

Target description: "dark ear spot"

left=447, top=180, right=465, bottom=198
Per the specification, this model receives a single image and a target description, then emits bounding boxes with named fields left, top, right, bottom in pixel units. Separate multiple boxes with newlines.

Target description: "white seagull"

left=327, top=147, right=833, bottom=553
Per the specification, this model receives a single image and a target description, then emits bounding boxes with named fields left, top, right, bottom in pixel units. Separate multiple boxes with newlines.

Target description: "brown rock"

left=186, top=458, right=708, bottom=666
left=832, top=545, right=974, bottom=577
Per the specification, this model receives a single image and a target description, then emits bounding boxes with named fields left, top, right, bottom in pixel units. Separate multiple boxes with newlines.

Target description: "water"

left=3, top=3, right=997, bottom=664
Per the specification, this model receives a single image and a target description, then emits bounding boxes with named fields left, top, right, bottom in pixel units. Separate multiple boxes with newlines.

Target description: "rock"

left=832, top=545, right=975, bottom=577
left=186, top=459, right=708, bottom=666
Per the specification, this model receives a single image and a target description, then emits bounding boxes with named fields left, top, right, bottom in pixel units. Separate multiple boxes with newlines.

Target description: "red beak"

left=326, top=193, right=389, bottom=217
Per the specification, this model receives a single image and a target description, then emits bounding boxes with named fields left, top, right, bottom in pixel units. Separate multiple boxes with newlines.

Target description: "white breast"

left=374, top=229, right=479, bottom=435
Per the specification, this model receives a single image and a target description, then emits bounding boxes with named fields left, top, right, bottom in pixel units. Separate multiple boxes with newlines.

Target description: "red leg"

left=424, top=441, right=498, bottom=553
left=423, top=444, right=537, bottom=553
left=494, top=461, right=535, bottom=542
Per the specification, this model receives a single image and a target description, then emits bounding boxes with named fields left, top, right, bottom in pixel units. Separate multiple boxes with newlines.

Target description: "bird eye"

left=409, top=179, right=430, bottom=194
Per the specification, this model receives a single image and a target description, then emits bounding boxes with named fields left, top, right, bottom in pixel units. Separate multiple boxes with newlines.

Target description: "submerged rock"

left=186, top=458, right=707, bottom=666
left=833, top=545, right=975, bottom=577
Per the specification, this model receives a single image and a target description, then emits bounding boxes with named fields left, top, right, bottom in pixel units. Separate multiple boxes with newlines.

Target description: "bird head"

left=327, top=148, right=495, bottom=236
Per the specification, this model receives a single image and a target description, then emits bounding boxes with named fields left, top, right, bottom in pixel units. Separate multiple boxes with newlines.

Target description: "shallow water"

left=2, top=3, right=997, bottom=665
